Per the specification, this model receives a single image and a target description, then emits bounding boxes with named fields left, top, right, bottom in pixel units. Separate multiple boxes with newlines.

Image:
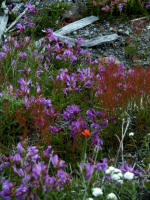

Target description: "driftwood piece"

left=54, top=16, right=99, bottom=35
left=0, top=15, right=8, bottom=39
left=0, top=1, right=8, bottom=40
left=5, top=7, right=28, bottom=33
left=54, top=33, right=119, bottom=47
left=12, top=3, right=24, bottom=13
left=130, top=16, right=150, bottom=22
left=80, top=34, right=119, bottom=47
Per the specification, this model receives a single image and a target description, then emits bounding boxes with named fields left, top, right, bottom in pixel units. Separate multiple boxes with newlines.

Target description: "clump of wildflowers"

left=0, top=142, right=71, bottom=199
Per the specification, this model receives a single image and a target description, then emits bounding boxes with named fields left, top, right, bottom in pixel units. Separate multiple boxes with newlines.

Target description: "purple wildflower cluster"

left=42, top=28, right=91, bottom=66
left=56, top=66, right=95, bottom=95
left=80, top=158, right=108, bottom=180
left=62, top=105, right=88, bottom=137
left=120, top=163, right=143, bottom=177
left=62, top=105, right=105, bottom=149
left=0, top=142, right=71, bottom=200
left=86, top=108, right=106, bottom=149
left=93, top=0, right=128, bottom=12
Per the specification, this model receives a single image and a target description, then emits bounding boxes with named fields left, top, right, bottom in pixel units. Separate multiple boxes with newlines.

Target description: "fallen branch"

left=0, top=0, right=8, bottom=40
left=5, top=7, right=28, bottom=33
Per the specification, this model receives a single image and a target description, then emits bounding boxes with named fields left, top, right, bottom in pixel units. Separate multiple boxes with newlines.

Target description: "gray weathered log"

left=54, top=16, right=99, bottom=35
left=0, top=15, right=8, bottom=39
left=12, top=3, right=24, bottom=13
left=54, top=33, right=119, bottom=47
left=80, top=34, right=119, bottom=47
left=5, top=7, right=28, bottom=33
left=130, top=16, right=150, bottom=22
left=0, top=1, right=8, bottom=40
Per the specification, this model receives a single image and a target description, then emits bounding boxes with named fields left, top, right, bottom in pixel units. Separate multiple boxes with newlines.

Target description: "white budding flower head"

left=107, top=193, right=118, bottom=200
left=92, top=187, right=103, bottom=197
left=117, top=179, right=124, bottom=184
left=87, top=198, right=94, bottom=200
left=111, top=173, right=121, bottom=181
left=113, top=168, right=122, bottom=175
left=124, top=171, right=134, bottom=180
left=105, top=166, right=116, bottom=175
left=129, top=132, right=134, bottom=137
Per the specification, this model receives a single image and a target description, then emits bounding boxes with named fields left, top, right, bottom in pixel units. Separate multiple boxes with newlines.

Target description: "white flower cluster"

left=105, top=166, right=134, bottom=183
left=107, top=193, right=118, bottom=200
left=92, top=187, right=103, bottom=197
left=89, top=188, right=118, bottom=200
left=105, top=166, right=123, bottom=184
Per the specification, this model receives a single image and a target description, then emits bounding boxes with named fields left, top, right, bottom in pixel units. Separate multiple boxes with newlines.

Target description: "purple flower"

left=85, top=163, right=95, bottom=180
left=102, top=5, right=110, bottom=11
left=25, top=3, right=37, bottom=14
left=62, top=105, right=81, bottom=121
left=120, top=163, right=134, bottom=173
left=76, top=37, right=83, bottom=46
left=118, top=3, right=125, bottom=11
left=17, top=78, right=31, bottom=94
left=51, top=155, right=59, bottom=167
left=28, top=21, right=35, bottom=27
left=11, top=60, right=17, bottom=66
left=16, top=23, right=25, bottom=32
left=80, top=163, right=95, bottom=180
left=32, top=162, right=47, bottom=180
left=13, top=153, right=22, bottom=163
left=91, top=135, right=103, bottom=149
left=96, top=158, right=108, bottom=171
left=56, top=169, right=71, bottom=190
left=8, top=4, right=13, bottom=11
left=49, top=125, right=60, bottom=134
left=43, top=146, right=52, bottom=158
left=0, top=52, right=7, bottom=59
left=91, top=123, right=101, bottom=130
left=15, top=184, right=28, bottom=198
left=27, top=146, right=39, bottom=157
left=69, top=117, right=87, bottom=137
left=0, top=179, right=13, bottom=199
left=19, top=52, right=27, bottom=59
left=24, top=36, right=30, bottom=43
left=86, top=108, right=97, bottom=121
left=145, top=1, right=150, bottom=8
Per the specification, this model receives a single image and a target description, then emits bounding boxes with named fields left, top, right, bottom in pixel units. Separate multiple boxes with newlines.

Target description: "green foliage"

left=0, top=93, right=23, bottom=151
left=80, top=0, right=150, bottom=22
left=27, top=2, right=71, bottom=38
left=125, top=42, right=139, bottom=58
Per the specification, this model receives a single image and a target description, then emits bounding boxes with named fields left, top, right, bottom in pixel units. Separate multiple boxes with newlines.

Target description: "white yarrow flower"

left=87, top=198, right=94, bottom=200
left=105, top=166, right=116, bottom=175
left=107, top=193, right=118, bottom=200
left=111, top=173, right=121, bottom=181
left=117, top=179, right=123, bottom=184
left=113, top=168, right=122, bottom=174
left=92, top=187, right=103, bottom=197
left=124, top=171, right=134, bottom=180
left=129, top=132, right=134, bottom=137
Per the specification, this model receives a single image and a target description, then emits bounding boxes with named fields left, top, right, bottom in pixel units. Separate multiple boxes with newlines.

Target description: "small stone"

left=73, top=31, right=77, bottom=35
left=125, top=30, right=130, bottom=35
left=146, top=25, right=150, bottom=30
left=112, top=28, right=117, bottom=32
left=118, top=29, right=123, bottom=33
left=35, top=1, right=40, bottom=6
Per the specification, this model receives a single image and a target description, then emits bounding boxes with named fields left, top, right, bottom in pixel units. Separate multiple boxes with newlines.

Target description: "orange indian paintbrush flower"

left=81, top=129, right=91, bottom=137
